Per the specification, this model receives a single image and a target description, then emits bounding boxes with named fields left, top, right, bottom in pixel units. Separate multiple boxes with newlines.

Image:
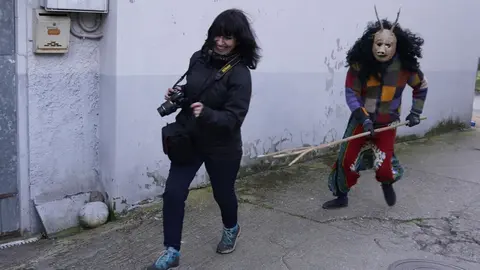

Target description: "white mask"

left=372, top=30, right=397, bottom=62
left=372, top=5, right=401, bottom=62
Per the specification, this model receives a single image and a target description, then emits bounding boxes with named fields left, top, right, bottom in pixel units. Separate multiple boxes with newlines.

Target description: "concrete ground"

left=1, top=126, right=480, bottom=270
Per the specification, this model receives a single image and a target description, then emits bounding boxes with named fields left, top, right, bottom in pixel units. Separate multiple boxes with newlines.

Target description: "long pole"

left=258, top=117, right=427, bottom=167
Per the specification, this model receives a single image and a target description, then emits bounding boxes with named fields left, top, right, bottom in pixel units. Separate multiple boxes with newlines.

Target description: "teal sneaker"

left=216, top=224, right=241, bottom=254
left=146, top=247, right=180, bottom=270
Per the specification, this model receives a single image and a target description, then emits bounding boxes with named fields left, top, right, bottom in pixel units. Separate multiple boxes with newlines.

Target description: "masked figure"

left=322, top=6, right=428, bottom=209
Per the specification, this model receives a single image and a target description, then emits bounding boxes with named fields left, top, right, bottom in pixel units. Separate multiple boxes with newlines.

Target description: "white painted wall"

left=18, top=0, right=480, bottom=232
left=27, top=39, right=101, bottom=200
left=18, top=0, right=101, bottom=233
left=99, top=0, right=480, bottom=212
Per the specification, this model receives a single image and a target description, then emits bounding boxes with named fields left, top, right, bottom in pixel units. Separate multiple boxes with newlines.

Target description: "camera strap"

left=172, top=59, right=198, bottom=89
left=190, top=54, right=241, bottom=103
left=172, top=54, right=241, bottom=101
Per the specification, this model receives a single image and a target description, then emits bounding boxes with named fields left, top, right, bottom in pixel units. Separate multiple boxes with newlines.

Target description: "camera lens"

left=157, top=101, right=177, bottom=117
left=157, top=89, right=183, bottom=117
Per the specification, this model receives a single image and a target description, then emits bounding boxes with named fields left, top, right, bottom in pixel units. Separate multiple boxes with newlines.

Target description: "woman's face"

left=213, top=36, right=236, bottom=55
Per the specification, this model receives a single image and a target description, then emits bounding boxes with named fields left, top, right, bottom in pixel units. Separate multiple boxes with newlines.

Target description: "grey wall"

left=98, top=0, right=480, bottom=213
left=0, top=0, right=20, bottom=235
left=13, top=0, right=102, bottom=234
left=26, top=2, right=101, bottom=203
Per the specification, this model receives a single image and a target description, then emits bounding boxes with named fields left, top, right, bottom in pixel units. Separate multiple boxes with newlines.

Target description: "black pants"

left=162, top=152, right=241, bottom=251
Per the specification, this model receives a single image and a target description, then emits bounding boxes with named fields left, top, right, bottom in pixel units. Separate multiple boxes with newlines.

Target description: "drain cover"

left=388, top=259, right=466, bottom=270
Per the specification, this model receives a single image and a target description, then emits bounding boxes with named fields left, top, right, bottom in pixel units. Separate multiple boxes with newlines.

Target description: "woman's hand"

left=164, top=86, right=181, bottom=100
left=164, top=88, right=174, bottom=100
left=190, top=102, right=204, bottom=117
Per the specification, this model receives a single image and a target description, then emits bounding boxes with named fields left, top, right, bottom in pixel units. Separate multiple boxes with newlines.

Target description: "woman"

left=148, top=8, right=261, bottom=270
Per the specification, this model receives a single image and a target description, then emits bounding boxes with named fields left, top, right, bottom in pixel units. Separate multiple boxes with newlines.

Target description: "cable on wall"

left=70, top=13, right=104, bottom=39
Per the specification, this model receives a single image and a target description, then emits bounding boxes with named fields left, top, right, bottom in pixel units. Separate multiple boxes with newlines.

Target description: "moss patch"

left=475, top=71, right=480, bottom=93
left=395, top=134, right=419, bottom=143
left=47, top=226, right=83, bottom=239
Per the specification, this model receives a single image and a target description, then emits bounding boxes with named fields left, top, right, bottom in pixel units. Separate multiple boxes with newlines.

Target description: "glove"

left=406, top=112, right=421, bottom=127
left=362, top=119, right=374, bottom=137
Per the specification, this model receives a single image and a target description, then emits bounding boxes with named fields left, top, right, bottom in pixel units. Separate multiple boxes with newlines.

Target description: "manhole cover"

left=388, top=259, right=466, bottom=270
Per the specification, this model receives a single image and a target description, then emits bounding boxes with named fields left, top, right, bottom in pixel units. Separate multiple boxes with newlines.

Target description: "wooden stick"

left=273, top=148, right=311, bottom=158
left=286, top=116, right=427, bottom=167
left=257, top=117, right=427, bottom=159
left=257, top=146, right=311, bottom=158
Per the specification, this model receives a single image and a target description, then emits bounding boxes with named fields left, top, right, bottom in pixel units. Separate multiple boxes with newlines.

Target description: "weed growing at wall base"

left=476, top=72, right=480, bottom=93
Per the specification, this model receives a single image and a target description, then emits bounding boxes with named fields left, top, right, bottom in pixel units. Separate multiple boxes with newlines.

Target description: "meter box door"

left=40, top=0, right=109, bottom=13
left=33, top=9, right=71, bottom=54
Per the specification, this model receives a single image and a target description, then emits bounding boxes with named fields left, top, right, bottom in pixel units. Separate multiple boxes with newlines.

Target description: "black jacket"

left=175, top=50, right=252, bottom=155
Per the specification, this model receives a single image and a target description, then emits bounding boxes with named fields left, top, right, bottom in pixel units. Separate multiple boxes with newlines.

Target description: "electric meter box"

left=33, top=9, right=71, bottom=54
left=40, top=0, right=109, bottom=13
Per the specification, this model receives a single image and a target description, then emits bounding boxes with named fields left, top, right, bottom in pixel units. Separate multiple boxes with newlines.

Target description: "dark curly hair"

left=346, top=19, right=424, bottom=84
left=202, top=9, right=261, bottom=70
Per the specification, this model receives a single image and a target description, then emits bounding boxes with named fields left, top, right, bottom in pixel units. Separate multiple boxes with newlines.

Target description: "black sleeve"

left=198, top=65, right=252, bottom=131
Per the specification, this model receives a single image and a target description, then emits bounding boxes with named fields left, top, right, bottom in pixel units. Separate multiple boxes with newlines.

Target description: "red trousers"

left=339, top=125, right=396, bottom=189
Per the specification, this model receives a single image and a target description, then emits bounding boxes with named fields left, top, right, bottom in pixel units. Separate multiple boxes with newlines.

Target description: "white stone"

left=78, top=201, right=109, bottom=228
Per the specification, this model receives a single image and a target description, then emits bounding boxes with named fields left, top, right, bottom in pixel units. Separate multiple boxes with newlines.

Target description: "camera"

left=157, top=87, right=187, bottom=117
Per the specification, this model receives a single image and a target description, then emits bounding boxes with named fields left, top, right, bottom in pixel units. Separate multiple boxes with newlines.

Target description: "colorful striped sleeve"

left=407, top=70, right=428, bottom=115
left=345, top=65, right=369, bottom=123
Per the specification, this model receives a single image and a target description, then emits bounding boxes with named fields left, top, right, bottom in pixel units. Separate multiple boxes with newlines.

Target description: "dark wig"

left=203, top=9, right=261, bottom=69
left=346, top=19, right=424, bottom=84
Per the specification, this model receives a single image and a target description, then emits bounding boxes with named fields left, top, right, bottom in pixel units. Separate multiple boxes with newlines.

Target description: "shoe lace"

left=221, top=228, right=235, bottom=246
left=155, top=250, right=174, bottom=267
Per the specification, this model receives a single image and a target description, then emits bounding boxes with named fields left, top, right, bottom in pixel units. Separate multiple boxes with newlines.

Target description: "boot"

left=381, top=183, right=396, bottom=206
left=322, top=194, right=348, bottom=209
